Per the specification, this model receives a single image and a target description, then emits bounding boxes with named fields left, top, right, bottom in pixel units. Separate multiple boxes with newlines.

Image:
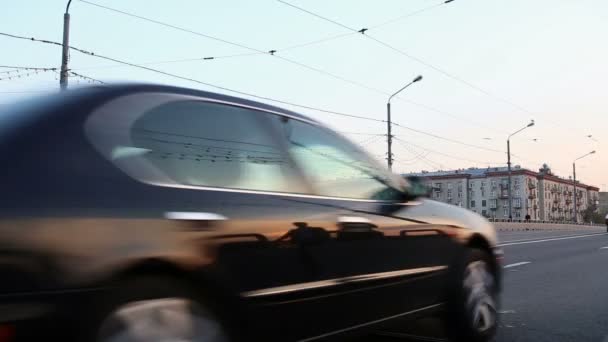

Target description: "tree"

left=582, top=203, right=603, bottom=223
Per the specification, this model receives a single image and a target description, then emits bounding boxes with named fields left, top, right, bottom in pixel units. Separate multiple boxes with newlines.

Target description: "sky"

left=1, top=0, right=607, bottom=189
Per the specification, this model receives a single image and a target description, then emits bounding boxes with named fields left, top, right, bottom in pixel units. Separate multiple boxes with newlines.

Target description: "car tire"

left=85, top=275, right=232, bottom=342
left=445, top=248, right=498, bottom=342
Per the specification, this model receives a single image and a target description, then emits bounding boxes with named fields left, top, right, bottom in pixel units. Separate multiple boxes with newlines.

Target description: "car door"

left=85, top=93, right=342, bottom=340
left=268, top=115, right=458, bottom=334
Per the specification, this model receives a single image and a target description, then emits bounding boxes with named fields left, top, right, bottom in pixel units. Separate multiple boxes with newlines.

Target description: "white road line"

left=600, top=246, right=608, bottom=250
left=498, top=233, right=607, bottom=247
left=503, top=261, right=531, bottom=269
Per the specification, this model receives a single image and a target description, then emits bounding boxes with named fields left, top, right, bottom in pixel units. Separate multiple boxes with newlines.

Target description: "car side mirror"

left=404, top=176, right=429, bottom=200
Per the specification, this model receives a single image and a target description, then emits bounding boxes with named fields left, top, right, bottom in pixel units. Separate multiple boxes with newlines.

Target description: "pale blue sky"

left=1, top=0, right=606, bottom=188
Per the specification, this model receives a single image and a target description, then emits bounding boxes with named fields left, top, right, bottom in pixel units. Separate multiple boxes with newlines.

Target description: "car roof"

left=68, top=83, right=321, bottom=124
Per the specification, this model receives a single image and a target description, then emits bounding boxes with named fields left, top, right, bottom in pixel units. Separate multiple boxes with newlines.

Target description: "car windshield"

left=1, top=2, right=607, bottom=342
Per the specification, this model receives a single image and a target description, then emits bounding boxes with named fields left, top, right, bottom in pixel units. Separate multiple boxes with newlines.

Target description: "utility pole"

left=572, top=150, right=596, bottom=223
left=573, top=162, right=577, bottom=224
left=386, top=75, right=422, bottom=171
left=387, top=102, right=393, bottom=170
left=507, top=139, right=512, bottom=219
left=506, top=120, right=534, bottom=221
left=60, top=0, right=73, bottom=90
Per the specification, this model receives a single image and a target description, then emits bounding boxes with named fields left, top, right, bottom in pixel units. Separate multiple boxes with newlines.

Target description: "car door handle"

left=337, top=216, right=377, bottom=231
left=164, top=212, right=227, bottom=231
left=164, top=212, right=228, bottom=221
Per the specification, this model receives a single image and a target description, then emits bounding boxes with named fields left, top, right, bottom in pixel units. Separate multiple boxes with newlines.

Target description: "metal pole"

left=387, top=102, right=392, bottom=171
left=60, top=1, right=72, bottom=90
left=573, top=162, right=577, bottom=224
left=507, top=139, right=512, bottom=220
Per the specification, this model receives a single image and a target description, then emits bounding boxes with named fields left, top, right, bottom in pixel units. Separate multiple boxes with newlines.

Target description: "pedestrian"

left=525, top=214, right=531, bottom=222
left=605, top=213, right=608, bottom=232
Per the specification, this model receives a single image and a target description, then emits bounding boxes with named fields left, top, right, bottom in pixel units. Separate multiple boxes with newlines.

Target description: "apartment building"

left=406, top=164, right=600, bottom=222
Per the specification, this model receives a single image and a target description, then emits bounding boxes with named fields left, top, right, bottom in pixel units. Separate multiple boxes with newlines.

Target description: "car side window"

left=87, top=98, right=306, bottom=194
left=272, top=117, right=398, bottom=200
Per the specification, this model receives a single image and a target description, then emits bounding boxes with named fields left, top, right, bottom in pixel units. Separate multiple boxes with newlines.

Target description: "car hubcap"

left=98, top=298, right=227, bottom=342
left=463, top=260, right=496, bottom=333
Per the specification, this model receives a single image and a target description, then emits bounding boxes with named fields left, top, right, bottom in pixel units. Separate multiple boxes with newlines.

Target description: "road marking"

left=499, top=310, right=516, bottom=314
left=503, top=261, right=531, bottom=269
left=498, top=233, right=607, bottom=247
left=376, top=332, right=446, bottom=341
left=600, top=246, right=608, bottom=250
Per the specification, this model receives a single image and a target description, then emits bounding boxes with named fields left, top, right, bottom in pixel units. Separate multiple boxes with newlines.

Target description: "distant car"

left=0, top=84, right=501, bottom=342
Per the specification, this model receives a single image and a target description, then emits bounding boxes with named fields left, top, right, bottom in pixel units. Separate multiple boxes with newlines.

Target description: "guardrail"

left=488, top=218, right=602, bottom=226
left=493, top=221, right=605, bottom=232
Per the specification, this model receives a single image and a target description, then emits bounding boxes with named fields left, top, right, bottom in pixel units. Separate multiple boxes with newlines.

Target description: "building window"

left=457, top=191, right=463, bottom=199
left=482, top=209, right=487, bottom=216
left=490, top=199, right=497, bottom=209
left=482, top=200, right=487, bottom=207
left=481, top=181, right=486, bottom=188
left=491, top=190, right=496, bottom=198
left=447, top=190, right=452, bottom=199
left=491, top=180, right=497, bottom=188
left=447, top=183, right=453, bottom=190
left=458, top=182, right=463, bottom=191
left=471, top=200, right=476, bottom=208
left=514, top=198, right=521, bottom=207
left=481, top=189, right=486, bottom=197
left=470, top=190, right=475, bottom=197
left=503, top=208, right=508, bottom=217
left=515, top=211, right=521, bottom=218
left=434, top=192, right=440, bottom=199
left=515, top=190, right=520, bottom=197
left=469, top=182, right=473, bottom=189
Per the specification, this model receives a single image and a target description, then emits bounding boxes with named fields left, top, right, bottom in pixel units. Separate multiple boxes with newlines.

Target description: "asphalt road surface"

left=355, top=226, right=608, bottom=342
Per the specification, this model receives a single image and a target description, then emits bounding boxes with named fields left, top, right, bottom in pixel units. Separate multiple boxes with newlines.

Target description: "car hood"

left=396, top=198, right=498, bottom=246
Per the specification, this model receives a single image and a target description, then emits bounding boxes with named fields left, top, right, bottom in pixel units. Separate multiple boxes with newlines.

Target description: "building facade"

left=599, top=192, right=608, bottom=215
left=407, top=165, right=599, bottom=222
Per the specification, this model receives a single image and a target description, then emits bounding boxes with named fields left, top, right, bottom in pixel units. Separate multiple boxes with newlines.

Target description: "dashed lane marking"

left=503, top=261, right=531, bottom=269
left=498, top=233, right=607, bottom=247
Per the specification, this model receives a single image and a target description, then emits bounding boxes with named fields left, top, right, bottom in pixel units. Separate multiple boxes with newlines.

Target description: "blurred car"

left=0, top=84, right=501, bottom=342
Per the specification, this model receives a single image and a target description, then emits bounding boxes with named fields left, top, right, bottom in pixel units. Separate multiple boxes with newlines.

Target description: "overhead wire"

left=1, top=30, right=516, bottom=159
left=275, top=0, right=586, bottom=135
left=0, top=65, right=57, bottom=71
left=354, top=134, right=384, bottom=148
left=78, top=0, right=266, bottom=54
left=69, top=71, right=105, bottom=84
left=368, top=1, right=446, bottom=30
left=393, top=136, right=503, bottom=166
left=391, top=121, right=505, bottom=154
left=0, top=68, right=56, bottom=82
left=73, top=52, right=263, bottom=71
left=75, top=1, right=500, bottom=135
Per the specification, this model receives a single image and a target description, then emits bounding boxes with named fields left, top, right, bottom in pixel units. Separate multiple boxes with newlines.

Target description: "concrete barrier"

left=493, top=222, right=605, bottom=232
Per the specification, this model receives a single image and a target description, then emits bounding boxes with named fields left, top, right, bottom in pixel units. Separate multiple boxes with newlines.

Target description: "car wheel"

left=91, top=276, right=231, bottom=342
left=445, top=249, right=498, bottom=342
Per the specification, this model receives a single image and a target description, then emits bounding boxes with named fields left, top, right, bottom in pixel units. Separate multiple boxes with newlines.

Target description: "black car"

left=0, top=84, right=501, bottom=342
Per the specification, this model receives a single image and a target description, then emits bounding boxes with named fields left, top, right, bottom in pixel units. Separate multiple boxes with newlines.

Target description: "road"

left=358, top=226, right=608, bottom=341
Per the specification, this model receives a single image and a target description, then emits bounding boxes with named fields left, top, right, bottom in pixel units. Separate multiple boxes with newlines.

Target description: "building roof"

left=403, top=165, right=599, bottom=190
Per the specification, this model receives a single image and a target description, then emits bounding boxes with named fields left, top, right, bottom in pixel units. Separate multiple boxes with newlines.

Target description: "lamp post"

left=60, top=0, right=73, bottom=90
left=507, top=120, right=534, bottom=220
left=386, top=75, right=422, bottom=171
left=573, top=150, right=596, bottom=223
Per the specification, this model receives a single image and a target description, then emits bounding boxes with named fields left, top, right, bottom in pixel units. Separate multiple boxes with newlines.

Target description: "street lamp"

left=60, top=0, right=73, bottom=90
left=386, top=75, right=423, bottom=171
left=573, top=150, right=596, bottom=223
left=507, top=120, right=534, bottom=220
